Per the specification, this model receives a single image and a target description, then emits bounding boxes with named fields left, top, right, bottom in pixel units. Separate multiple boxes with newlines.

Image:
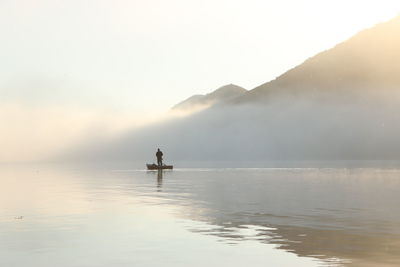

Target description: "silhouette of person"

left=156, top=148, right=163, bottom=166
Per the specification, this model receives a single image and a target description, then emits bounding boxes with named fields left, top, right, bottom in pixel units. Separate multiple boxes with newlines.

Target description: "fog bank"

left=65, top=86, right=400, bottom=164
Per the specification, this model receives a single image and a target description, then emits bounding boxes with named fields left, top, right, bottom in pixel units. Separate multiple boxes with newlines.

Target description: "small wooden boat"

left=146, top=164, right=173, bottom=170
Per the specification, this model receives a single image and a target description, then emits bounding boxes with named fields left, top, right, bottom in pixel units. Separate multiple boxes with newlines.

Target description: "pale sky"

left=1, top=0, right=400, bottom=113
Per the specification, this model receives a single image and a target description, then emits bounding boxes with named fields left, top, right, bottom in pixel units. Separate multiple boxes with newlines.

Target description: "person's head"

left=157, top=148, right=160, bottom=151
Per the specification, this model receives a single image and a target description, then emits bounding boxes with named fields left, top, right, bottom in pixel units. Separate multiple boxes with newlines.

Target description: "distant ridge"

left=172, top=84, right=246, bottom=112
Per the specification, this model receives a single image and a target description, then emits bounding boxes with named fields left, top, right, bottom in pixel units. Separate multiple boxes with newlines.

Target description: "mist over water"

left=3, top=15, right=400, bottom=165
left=67, top=86, right=400, bottom=165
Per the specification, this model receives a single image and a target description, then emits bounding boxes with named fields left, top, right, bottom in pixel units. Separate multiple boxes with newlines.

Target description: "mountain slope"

left=172, top=84, right=246, bottom=112
left=236, top=16, right=400, bottom=103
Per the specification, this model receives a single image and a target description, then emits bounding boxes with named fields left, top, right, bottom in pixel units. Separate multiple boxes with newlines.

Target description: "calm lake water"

left=1, top=164, right=400, bottom=266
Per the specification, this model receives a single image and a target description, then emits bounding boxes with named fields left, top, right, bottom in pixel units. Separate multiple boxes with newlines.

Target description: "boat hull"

left=146, top=164, right=173, bottom=170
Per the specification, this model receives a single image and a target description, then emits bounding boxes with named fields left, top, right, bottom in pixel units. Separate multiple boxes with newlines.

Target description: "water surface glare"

left=1, top=165, right=400, bottom=266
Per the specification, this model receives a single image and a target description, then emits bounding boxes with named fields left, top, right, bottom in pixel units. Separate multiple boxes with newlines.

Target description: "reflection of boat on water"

left=146, top=164, right=173, bottom=170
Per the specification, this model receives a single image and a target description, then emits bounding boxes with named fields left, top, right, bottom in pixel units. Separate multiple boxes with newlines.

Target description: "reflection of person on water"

left=157, top=170, right=163, bottom=191
left=156, top=148, right=163, bottom=166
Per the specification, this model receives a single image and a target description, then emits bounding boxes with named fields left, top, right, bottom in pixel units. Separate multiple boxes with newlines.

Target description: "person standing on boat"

left=156, top=148, right=163, bottom=166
